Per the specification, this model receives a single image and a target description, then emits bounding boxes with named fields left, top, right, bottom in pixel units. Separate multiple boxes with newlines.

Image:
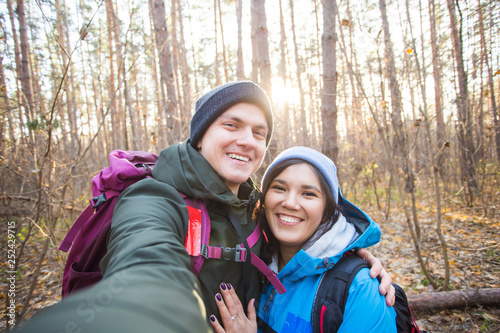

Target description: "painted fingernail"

left=216, top=293, right=222, bottom=302
left=227, top=283, right=232, bottom=290
left=210, top=315, right=216, bottom=322
left=220, top=283, right=227, bottom=290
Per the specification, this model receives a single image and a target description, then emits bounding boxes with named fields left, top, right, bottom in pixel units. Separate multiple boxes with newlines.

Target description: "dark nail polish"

left=227, top=283, right=232, bottom=290
left=210, top=315, right=216, bottom=322
left=220, top=283, right=226, bottom=290
left=216, top=294, right=222, bottom=302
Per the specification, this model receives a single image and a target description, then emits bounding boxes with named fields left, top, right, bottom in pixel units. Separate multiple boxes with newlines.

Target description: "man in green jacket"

left=15, top=81, right=392, bottom=332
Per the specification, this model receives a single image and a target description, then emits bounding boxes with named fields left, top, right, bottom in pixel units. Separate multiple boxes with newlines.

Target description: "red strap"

left=251, top=252, right=286, bottom=294
left=246, top=225, right=261, bottom=248
left=58, top=205, right=95, bottom=252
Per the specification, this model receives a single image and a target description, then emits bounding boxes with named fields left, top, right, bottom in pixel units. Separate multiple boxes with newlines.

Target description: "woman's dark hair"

left=259, top=158, right=342, bottom=266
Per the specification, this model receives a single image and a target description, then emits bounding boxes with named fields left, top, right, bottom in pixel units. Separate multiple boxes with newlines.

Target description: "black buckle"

left=221, top=244, right=247, bottom=262
left=200, top=244, right=209, bottom=259
left=91, top=192, right=108, bottom=209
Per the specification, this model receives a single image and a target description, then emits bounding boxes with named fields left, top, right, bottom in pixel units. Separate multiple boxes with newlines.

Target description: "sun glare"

left=272, top=80, right=300, bottom=108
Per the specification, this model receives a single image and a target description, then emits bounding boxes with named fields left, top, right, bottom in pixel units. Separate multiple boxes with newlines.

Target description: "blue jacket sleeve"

left=338, top=268, right=397, bottom=333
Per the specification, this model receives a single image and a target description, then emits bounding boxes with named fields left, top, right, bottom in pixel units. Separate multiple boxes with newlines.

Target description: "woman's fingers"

left=246, top=299, right=256, bottom=323
left=212, top=283, right=258, bottom=333
left=219, top=283, right=241, bottom=320
left=209, top=315, right=227, bottom=333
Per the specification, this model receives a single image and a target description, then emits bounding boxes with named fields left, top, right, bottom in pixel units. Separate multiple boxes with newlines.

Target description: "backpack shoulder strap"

left=311, top=253, right=369, bottom=333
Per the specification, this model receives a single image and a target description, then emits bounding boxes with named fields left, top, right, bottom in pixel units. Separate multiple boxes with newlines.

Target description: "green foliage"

left=26, top=115, right=61, bottom=132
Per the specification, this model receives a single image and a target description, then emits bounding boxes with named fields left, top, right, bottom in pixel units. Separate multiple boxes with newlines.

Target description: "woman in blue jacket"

left=210, top=146, right=397, bottom=332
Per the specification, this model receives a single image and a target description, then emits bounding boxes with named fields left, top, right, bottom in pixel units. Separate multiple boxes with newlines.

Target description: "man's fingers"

left=384, top=284, right=396, bottom=307
left=357, top=248, right=383, bottom=278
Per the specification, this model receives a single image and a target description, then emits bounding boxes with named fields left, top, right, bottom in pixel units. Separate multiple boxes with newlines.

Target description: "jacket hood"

left=151, top=140, right=260, bottom=209
left=271, top=191, right=381, bottom=281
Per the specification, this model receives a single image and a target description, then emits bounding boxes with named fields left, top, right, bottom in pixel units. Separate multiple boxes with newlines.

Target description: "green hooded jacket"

left=14, top=141, right=262, bottom=332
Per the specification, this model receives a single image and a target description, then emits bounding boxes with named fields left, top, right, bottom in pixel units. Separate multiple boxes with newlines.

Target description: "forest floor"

left=368, top=196, right=500, bottom=333
left=1, top=195, right=499, bottom=332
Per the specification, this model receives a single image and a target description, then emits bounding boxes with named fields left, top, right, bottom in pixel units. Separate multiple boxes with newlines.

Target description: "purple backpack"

left=59, top=150, right=285, bottom=297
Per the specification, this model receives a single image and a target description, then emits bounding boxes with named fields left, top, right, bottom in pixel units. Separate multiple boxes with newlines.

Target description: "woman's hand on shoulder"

left=210, top=282, right=257, bottom=333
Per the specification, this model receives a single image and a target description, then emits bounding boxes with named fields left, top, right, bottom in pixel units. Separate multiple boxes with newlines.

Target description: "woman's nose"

left=282, top=194, right=300, bottom=210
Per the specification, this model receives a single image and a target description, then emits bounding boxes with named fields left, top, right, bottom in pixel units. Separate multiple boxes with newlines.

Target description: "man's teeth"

left=228, top=153, right=249, bottom=162
left=279, top=215, right=302, bottom=223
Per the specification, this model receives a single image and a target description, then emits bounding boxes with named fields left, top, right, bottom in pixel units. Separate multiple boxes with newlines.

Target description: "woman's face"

left=264, top=163, right=326, bottom=256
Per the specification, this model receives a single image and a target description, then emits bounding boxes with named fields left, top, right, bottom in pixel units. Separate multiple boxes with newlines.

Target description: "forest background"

left=0, top=0, right=499, bottom=331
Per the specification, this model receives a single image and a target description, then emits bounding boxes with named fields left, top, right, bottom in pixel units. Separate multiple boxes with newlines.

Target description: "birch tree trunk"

left=321, top=0, right=338, bottom=163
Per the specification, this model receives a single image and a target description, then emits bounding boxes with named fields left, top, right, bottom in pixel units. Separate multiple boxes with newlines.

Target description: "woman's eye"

left=271, top=185, right=285, bottom=191
left=304, top=191, right=318, bottom=198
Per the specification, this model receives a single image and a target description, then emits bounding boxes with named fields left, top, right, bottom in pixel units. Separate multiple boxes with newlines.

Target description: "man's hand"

left=356, top=248, right=396, bottom=307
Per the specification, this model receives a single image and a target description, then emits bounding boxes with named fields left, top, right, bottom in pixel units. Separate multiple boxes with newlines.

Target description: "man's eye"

left=254, top=131, right=266, bottom=138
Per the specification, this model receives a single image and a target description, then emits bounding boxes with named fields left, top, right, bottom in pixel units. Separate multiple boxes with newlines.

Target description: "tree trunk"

left=445, top=0, right=478, bottom=205
left=170, top=0, right=183, bottom=138
left=16, top=0, right=35, bottom=124
left=251, top=0, right=272, bottom=97
left=236, top=0, right=245, bottom=80
left=151, top=0, right=178, bottom=146
left=379, top=0, right=414, bottom=194
left=278, top=0, right=290, bottom=149
left=428, top=0, right=447, bottom=181
left=321, top=0, right=338, bottom=163
left=217, top=0, right=229, bottom=82
left=177, top=0, right=191, bottom=137
left=477, top=0, right=500, bottom=161
left=214, top=0, right=221, bottom=85
left=55, top=0, right=79, bottom=151
left=408, top=288, right=500, bottom=311
left=6, top=0, right=27, bottom=140
left=289, top=0, right=307, bottom=146
left=0, top=53, right=17, bottom=152
left=105, top=0, right=120, bottom=149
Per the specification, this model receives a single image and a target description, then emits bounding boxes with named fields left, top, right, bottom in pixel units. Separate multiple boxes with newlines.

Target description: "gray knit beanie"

left=189, top=81, right=273, bottom=148
left=262, top=146, right=340, bottom=203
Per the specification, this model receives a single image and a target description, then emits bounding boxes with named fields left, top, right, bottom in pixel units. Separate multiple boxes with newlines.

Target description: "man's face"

left=197, top=103, right=269, bottom=195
